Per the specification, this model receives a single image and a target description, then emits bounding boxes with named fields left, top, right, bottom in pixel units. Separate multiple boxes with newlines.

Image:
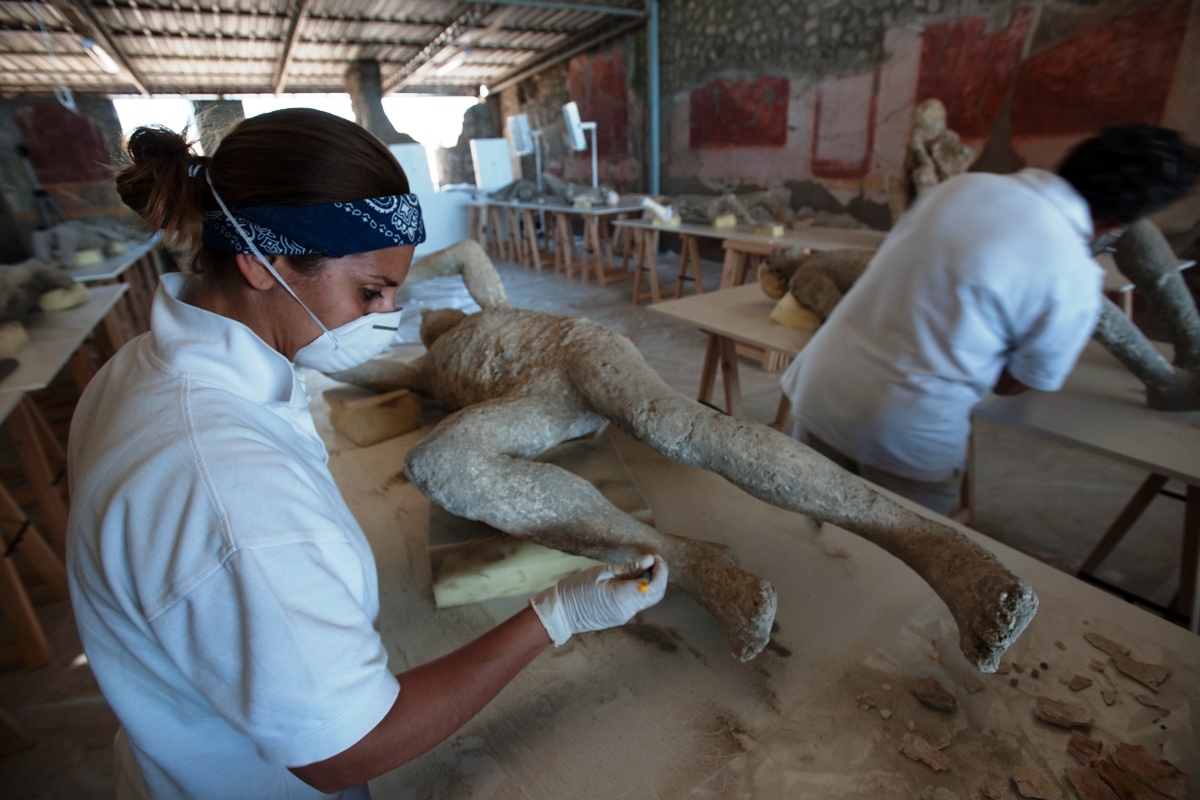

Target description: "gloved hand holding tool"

left=530, top=555, right=668, bottom=646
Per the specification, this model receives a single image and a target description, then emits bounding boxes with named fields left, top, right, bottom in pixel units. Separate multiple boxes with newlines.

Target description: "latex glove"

left=530, top=555, right=668, bottom=646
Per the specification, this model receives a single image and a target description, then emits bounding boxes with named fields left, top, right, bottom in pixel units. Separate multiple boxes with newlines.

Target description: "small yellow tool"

left=636, top=567, right=653, bottom=593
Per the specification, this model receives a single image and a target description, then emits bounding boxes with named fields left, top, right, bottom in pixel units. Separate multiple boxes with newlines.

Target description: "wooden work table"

left=613, top=218, right=885, bottom=304
left=973, top=342, right=1200, bottom=630
left=648, top=283, right=812, bottom=423
left=470, top=198, right=643, bottom=283
left=301, top=367, right=1200, bottom=799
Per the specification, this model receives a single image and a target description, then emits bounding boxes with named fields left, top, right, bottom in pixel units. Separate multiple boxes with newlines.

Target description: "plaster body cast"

left=334, top=240, right=1041, bottom=672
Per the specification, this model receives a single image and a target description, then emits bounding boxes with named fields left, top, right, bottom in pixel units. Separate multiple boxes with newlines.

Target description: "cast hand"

left=530, top=555, right=668, bottom=646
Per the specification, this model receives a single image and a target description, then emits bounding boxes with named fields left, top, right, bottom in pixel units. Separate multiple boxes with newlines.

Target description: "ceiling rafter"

left=50, top=0, right=150, bottom=94
left=271, top=0, right=313, bottom=93
left=381, top=3, right=494, bottom=94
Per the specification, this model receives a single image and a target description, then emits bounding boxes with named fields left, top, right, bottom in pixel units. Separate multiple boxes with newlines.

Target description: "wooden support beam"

left=272, top=0, right=316, bottom=94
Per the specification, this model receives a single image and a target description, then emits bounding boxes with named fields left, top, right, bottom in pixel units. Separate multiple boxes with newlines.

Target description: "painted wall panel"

left=916, top=8, right=1032, bottom=139
left=1010, top=1, right=1189, bottom=134
left=688, top=75, right=789, bottom=149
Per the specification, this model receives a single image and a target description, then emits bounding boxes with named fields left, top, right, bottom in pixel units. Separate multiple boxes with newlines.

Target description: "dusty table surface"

left=975, top=342, right=1200, bottom=485
left=613, top=218, right=886, bottom=252
left=0, top=283, right=128, bottom=394
left=648, top=282, right=815, bottom=356
left=303, top=364, right=1199, bottom=800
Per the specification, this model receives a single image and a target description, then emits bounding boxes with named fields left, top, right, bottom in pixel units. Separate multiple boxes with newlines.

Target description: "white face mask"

left=206, top=174, right=402, bottom=373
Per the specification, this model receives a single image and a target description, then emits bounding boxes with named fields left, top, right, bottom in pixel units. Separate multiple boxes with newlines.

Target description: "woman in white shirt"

left=67, top=108, right=666, bottom=799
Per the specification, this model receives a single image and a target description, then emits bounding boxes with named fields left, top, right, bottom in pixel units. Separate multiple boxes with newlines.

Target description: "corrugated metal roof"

left=0, top=0, right=645, bottom=96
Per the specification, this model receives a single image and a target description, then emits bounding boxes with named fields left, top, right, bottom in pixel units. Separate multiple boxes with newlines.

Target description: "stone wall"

left=497, top=0, right=1200, bottom=235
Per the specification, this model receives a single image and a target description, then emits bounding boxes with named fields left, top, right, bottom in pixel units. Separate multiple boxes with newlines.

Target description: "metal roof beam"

left=382, top=3, right=494, bottom=95
left=272, top=0, right=314, bottom=94
left=51, top=0, right=150, bottom=94
left=463, top=0, right=643, bottom=17
left=488, top=14, right=641, bottom=93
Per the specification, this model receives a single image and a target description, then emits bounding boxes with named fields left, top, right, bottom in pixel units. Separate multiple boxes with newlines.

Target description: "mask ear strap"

left=205, top=170, right=334, bottom=340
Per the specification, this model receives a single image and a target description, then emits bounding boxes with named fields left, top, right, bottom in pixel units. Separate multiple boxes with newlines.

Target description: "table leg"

left=0, top=546, right=51, bottom=669
left=490, top=208, right=509, bottom=262
left=98, top=308, right=131, bottom=357
left=561, top=214, right=577, bottom=277
left=0, top=484, right=67, bottom=601
left=508, top=208, right=527, bottom=267
left=720, top=248, right=742, bottom=289
left=520, top=209, right=541, bottom=271
left=631, top=229, right=663, bottom=306
left=676, top=235, right=703, bottom=298
left=647, top=230, right=662, bottom=303
left=770, top=393, right=791, bottom=430
left=1078, top=473, right=1170, bottom=577
left=1176, top=485, right=1199, bottom=631
left=950, top=425, right=976, bottom=526
left=68, top=347, right=98, bottom=394
left=8, top=398, right=69, bottom=559
left=583, top=217, right=603, bottom=286
left=718, top=335, right=743, bottom=419
left=698, top=333, right=720, bottom=406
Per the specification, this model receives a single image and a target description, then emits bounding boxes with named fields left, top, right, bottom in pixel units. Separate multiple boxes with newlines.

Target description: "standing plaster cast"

left=887, top=99, right=975, bottom=224
left=332, top=240, right=1038, bottom=668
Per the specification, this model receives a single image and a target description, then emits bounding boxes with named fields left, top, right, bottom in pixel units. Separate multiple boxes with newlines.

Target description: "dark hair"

left=114, top=108, right=410, bottom=282
left=1057, top=124, right=1200, bottom=224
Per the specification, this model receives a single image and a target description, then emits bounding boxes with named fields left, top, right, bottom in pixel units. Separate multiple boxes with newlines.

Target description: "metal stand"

left=582, top=122, right=598, bottom=188
left=16, top=144, right=67, bottom=230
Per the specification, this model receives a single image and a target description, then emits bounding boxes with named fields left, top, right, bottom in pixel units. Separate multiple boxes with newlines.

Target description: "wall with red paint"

left=0, top=96, right=125, bottom=262
left=498, top=0, right=1199, bottom=234
left=494, top=37, right=646, bottom=193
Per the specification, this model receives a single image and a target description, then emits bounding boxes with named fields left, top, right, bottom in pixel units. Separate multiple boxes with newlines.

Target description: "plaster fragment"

left=1033, top=697, right=1092, bottom=728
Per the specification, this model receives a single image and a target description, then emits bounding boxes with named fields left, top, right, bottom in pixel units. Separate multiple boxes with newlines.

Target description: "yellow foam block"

left=0, top=321, right=29, bottom=358
left=712, top=213, right=738, bottom=228
left=72, top=248, right=105, bottom=266
left=770, top=293, right=820, bottom=331
left=652, top=214, right=681, bottom=228
left=39, top=283, right=91, bottom=312
left=324, top=386, right=423, bottom=447
left=754, top=223, right=787, bottom=237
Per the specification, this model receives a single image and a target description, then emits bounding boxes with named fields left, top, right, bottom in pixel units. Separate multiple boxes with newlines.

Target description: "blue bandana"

left=202, top=193, right=426, bottom=257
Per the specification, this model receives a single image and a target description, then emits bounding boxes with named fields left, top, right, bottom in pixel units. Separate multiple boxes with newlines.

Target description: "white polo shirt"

left=782, top=169, right=1103, bottom=482
left=67, top=273, right=398, bottom=799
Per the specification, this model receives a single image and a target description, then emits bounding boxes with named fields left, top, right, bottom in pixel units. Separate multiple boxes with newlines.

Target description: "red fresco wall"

left=1010, top=1, right=1190, bottom=134
left=13, top=102, right=112, bottom=184
left=916, top=7, right=1032, bottom=138
left=811, top=70, right=879, bottom=179
left=568, top=48, right=630, bottom=158
left=688, top=75, right=789, bottom=149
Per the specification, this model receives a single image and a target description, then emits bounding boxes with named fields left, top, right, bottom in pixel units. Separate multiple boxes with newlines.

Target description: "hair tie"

left=188, top=163, right=203, bottom=178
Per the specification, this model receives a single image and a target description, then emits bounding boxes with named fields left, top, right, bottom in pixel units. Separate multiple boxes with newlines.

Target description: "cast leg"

left=404, top=392, right=778, bottom=661
left=569, top=330, right=1037, bottom=672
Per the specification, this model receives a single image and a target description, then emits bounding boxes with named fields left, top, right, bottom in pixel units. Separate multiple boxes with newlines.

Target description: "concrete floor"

left=0, top=251, right=1190, bottom=798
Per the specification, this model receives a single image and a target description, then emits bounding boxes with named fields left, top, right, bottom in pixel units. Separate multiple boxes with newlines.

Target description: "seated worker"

left=781, top=124, right=1200, bottom=515
left=67, top=109, right=667, bottom=800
